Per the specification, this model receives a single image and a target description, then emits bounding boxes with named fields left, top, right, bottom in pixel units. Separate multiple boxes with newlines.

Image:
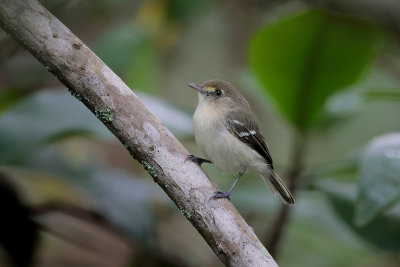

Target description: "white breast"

left=193, top=101, right=266, bottom=174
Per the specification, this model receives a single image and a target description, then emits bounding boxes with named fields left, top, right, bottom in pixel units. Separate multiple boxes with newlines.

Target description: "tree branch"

left=0, top=0, right=277, bottom=266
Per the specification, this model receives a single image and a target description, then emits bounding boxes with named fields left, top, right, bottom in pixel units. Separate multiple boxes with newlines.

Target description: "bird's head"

left=188, top=79, right=248, bottom=110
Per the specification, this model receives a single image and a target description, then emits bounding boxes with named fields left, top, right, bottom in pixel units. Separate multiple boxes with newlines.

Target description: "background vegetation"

left=1, top=0, right=400, bottom=266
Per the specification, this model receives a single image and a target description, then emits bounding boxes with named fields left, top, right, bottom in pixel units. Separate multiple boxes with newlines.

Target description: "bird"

left=186, top=79, right=294, bottom=206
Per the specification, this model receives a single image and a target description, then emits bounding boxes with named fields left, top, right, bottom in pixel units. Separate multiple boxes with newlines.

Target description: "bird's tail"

left=261, top=170, right=295, bottom=206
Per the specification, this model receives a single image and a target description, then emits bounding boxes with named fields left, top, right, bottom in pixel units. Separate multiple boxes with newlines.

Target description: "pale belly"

left=193, top=108, right=265, bottom=174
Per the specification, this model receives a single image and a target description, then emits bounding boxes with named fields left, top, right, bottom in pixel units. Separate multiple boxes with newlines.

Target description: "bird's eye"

left=215, top=89, right=222, bottom=96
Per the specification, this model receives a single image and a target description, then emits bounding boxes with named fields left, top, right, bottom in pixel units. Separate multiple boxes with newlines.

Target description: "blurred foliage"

left=319, top=180, right=400, bottom=251
left=94, top=25, right=161, bottom=93
left=0, top=90, right=112, bottom=165
left=356, top=133, right=400, bottom=226
left=1, top=0, right=400, bottom=266
left=249, top=8, right=400, bottom=264
left=0, top=88, right=32, bottom=114
left=365, top=90, right=400, bottom=101
left=249, top=9, right=379, bottom=131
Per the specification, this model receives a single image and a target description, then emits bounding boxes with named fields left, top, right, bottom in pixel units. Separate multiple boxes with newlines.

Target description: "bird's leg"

left=185, top=154, right=212, bottom=165
left=214, top=169, right=246, bottom=200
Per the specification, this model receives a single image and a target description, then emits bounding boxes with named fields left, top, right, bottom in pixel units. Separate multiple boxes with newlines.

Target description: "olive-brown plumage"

left=188, top=80, right=294, bottom=206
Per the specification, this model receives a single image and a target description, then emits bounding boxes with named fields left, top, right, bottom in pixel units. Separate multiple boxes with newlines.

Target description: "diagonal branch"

left=0, top=0, right=277, bottom=266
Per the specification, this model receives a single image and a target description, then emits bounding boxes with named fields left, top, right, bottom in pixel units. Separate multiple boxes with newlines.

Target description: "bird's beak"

left=188, top=82, right=206, bottom=94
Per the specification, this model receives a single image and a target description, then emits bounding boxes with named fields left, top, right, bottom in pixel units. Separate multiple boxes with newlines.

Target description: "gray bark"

left=0, top=0, right=277, bottom=266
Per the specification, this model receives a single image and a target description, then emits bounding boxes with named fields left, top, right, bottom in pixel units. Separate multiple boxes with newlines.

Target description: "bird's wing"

left=225, top=112, right=273, bottom=168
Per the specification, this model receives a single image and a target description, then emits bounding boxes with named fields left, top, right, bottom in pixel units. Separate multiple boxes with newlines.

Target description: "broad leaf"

left=0, top=89, right=113, bottom=164
left=249, top=9, right=379, bottom=131
left=93, top=25, right=148, bottom=75
left=93, top=25, right=160, bottom=93
left=356, top=133, right=400, bottom=225
left=318, top=180, right=400, bottom=251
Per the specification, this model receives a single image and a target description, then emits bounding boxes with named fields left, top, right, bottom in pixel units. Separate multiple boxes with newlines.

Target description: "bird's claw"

left=213, top=191, right=231, bottom=200
left=185, top=154, right=197, bottom=163
left=185, top=154, right=211, bottom=165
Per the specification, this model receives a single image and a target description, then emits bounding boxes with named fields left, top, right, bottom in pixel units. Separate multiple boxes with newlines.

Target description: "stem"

left=264, top=5, right=325, bottom=255
left=265, top=133, right=306, bottom=257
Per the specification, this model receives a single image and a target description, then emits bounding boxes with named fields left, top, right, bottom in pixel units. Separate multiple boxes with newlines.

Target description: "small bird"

left=187, top=80, right=294, bottom=206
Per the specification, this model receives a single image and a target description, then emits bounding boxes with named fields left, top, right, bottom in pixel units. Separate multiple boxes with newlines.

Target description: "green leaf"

left=318, top=180, right=400, bottom=251
left=93, top=25, right=160, bottom=93
left=364, top=90, right=400, bottom=101
left=123, top=40, right=160, bottom=94
left=249, top=9, right=379, bottom=131
left=166, top=0, right=212, bottom=21
left=0, top=89, right=113, bottom=164
left=356, top=133, right=400, bottom=226
left=93, top=25, right=148, bottom=74
left=0, top=88, right=32, bottom=114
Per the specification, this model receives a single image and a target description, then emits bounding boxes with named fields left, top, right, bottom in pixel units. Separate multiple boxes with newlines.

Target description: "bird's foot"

left=185, top=154, right=212, bottom=165
left=213, top=191, right=231, bottom=200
